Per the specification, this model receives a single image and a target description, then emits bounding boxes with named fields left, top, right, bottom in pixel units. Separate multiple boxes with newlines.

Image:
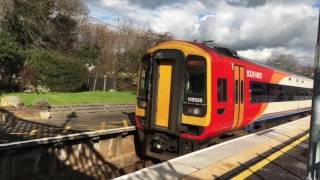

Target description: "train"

left=135, top=40, right=313, bottom=160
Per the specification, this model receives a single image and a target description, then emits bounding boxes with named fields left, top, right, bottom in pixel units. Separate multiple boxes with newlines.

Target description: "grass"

left=0, top=91, right=136, bottom=106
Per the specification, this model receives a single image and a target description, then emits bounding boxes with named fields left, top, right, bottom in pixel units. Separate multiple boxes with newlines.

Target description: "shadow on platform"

left=0, top=108, right=141, bottom=180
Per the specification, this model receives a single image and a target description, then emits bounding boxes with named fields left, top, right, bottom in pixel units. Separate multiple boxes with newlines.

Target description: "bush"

left=34, top=100, right=50, bottom=108
left=26, top=49, right=88, bottom=92
left=0, top=33, right=25, bottom=91
left=19, top=65, right=38, bottom=92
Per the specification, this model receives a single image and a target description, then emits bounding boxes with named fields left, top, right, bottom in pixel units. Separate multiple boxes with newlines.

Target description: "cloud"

left=197, top=2, right=318, bottom=49
left=122, top=0, right=184, bottom=9
left=84, top=0, right=320, bottom=64
left=226, top=0, right=267, bottom=7
left=238, top=48, right=273, bottom=61
left=238, top=47, right=314, bottom=64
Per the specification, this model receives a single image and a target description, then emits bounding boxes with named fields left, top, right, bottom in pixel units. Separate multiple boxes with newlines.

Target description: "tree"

left=19, top=65, right=38, bottom=92
left=299, top=64, right=314, bottom=78
left=26, top=49, right=88, bottom=92
left=100, top=21, right=173, bottom=90
left=0, top=0, right=11, bottom=33
left=74, top=23, right=106, bottom=66
left=78, top=19, right=174, bottom=90
left=266, top=54, right=314, bottom=78
left=75, top=45, right=101, bottom=66
left=266, top=54, right=300, bottom=72
left=114, top=27, right=173, bottom=90
left=3, top=0, right=87, bottom=50
left=0, top=33, right=24, bottom=91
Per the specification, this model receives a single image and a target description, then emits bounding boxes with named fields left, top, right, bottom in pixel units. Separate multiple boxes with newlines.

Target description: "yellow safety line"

left=62, top=125, right=72, bottom=133
left=109, top=122, right=125, bottom=124
left=232, top=133, right=309, bottom=180
left=100, top=122, right=107, bottom=130
left=123, top=120, right=128, bottom=127
left=64, top=125, right=72, bottom=130
left=29, top=129, right=38, bottom=136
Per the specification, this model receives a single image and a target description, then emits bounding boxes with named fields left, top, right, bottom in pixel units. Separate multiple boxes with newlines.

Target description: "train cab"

left=135, top=41, right=214, bottom=159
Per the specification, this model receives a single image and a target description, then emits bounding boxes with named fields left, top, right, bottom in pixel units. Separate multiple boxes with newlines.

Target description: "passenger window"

left=218, top=78, right=227, bottom=102
left=250, top=81, right=312, bottom=103
left=250, top=82, right=265, bottom=102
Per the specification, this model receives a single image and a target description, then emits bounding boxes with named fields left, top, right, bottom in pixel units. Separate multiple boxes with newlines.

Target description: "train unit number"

left=187, top=97, right=203, bottom=103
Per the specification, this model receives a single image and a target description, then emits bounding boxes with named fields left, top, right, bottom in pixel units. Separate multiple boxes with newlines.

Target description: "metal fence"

left=87, top=76, right=116, bottom=91
left=50, top=104, right=136, bottom=113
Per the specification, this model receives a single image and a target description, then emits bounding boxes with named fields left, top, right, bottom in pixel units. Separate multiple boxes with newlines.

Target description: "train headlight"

left=191, top=107, right=200, bottom=115
left=183, top=105, right=206, bottom=117
left=156, top=143, right=162, bottom=150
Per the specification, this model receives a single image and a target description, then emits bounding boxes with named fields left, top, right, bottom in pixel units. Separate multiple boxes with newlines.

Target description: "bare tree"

left=300, top=64, right=314, bottom=78
left=266, top=54, right=314, bottom=78
left=109, top=21, right=173, bottom=90
left=76, top=17, right=174, bottom=90
left=266, top=54, right=300, bottom=72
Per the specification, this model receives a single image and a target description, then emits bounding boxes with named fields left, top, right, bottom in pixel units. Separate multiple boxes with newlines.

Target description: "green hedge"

left=26, top=49, right=88, bottom=92
left=0, top=33, right=25, bottom=90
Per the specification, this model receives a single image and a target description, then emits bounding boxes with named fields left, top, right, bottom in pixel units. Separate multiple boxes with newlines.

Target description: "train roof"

left=151, top=40, right=313, bottom=81
left=196, top=41, right=313, bottom=81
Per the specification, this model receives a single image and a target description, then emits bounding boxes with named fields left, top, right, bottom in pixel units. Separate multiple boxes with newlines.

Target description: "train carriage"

left=135, top=40, right=313, bottom=160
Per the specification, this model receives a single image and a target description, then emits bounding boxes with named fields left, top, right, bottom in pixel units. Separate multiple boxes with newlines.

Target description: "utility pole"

left=307, top=9, right=320, bottom=180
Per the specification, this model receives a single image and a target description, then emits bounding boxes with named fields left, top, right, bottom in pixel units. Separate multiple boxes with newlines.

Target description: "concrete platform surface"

left=116, top=116, right=310, bottom=180
left=0, top=111, right=135, bottom=143
left=240, top=136, right=308, bottom=180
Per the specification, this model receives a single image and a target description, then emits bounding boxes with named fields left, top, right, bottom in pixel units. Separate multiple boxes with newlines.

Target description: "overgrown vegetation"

left=2, top=0, right=84, bottom=50
left=0, top=33, right=24, bottom=91
left=25, top=49, right=88, bottom=92
left=0, top=0, right=172, bottom=93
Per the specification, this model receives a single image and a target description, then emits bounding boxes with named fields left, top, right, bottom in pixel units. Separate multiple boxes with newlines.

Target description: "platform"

left=232, top=136, right=308, bottom=180
left=117, top=116, right=310, bottom=180
left=0, top=111, right=134, bottom=143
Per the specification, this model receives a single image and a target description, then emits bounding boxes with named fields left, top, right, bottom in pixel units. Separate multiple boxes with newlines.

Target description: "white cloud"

left=84, top=0, right=320, bottom=64
left=238, top=48, right=273, bottom=61
left=239, top=46, right=315, bottom=64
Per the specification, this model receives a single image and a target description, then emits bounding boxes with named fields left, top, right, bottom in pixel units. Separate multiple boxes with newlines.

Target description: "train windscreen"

left=137, top=55, right=150, bottom=108
left=183, top=55, right=207, bottom=117
left=184, top=55, right=206, bottom=104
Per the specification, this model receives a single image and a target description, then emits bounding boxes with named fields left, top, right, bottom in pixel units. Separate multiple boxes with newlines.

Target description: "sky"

left=83, top=0, right=320, bottom=64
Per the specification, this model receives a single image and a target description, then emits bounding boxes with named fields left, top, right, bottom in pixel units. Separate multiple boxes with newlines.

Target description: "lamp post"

left=307, top=9, right=320, bottom=180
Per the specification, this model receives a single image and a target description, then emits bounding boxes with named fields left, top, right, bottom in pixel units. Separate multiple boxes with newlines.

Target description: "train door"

left=232, top=65, right=245, bottom=129
left=155, top=60, right=172, bottom=128
left=148, top=50, right=185, bottom=133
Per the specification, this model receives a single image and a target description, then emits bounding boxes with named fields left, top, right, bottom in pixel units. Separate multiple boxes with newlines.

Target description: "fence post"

left=103, top=75, right=107, bottom=91
left=93, top=77, right=97, bottom=91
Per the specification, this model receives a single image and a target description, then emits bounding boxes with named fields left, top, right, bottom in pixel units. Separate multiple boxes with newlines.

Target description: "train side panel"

left=198, top=49, right=312, bottom=140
